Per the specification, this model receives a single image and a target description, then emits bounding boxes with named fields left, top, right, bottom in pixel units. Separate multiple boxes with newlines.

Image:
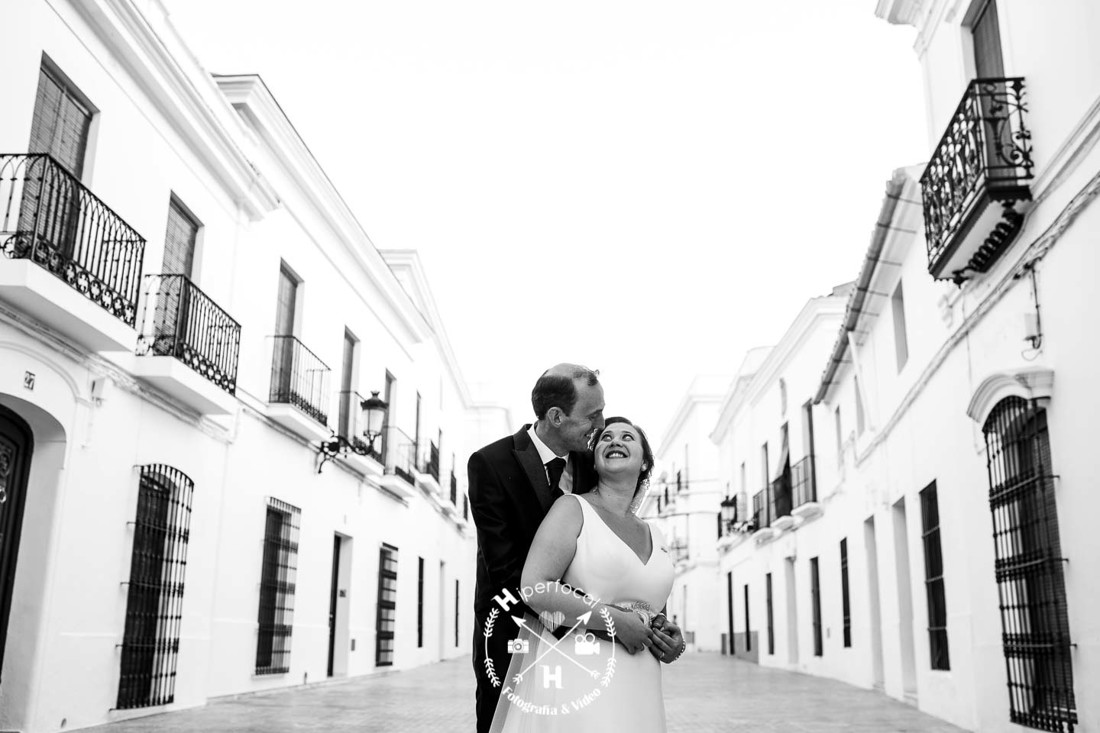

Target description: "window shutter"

left=163, top=200, right=198, bottom=278
left=28, top=66, right=91, bottom=178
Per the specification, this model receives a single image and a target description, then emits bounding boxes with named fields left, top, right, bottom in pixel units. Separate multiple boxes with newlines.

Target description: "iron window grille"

left=841, top=538, right=852, bottom=648
left=765, top=572, right=774, bottom=655
left=376, top=543, right=398, bottom=666
left=983, top=397, right=1075, bottom=732
left=255, top=498, right=300, bottom=675
left=116, top=465, right=194, bottom=710
left=811, top=557, right=823, bottom=657
left=920, top=481, right=950, bottom=670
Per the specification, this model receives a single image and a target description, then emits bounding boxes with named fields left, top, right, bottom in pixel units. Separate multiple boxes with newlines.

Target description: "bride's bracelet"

left=666, top=638, right=686, bottom=663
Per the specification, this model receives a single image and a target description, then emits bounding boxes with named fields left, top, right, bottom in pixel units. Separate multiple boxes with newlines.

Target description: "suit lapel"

left=513, top=427, right=554, bottom=512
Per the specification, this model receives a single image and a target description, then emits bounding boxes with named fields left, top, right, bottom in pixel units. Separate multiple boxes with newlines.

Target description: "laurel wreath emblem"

left=599, top=607, right=616, bottom=687
left=483, top=608, right=502, bottom=687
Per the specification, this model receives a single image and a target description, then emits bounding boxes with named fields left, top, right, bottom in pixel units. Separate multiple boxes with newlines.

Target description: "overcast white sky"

left=165, top=0, right=925, bottom=441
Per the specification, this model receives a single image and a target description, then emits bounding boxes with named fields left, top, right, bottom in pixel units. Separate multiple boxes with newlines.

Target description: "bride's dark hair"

left=585, top=416, right=654, bottom=498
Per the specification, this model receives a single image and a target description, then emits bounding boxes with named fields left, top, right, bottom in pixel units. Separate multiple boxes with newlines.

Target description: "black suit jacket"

left=468, top=425, right=597, bottom=617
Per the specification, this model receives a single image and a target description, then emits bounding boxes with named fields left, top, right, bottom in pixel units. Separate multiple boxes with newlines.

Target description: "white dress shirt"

left=528, top=423, right=573, bottom=494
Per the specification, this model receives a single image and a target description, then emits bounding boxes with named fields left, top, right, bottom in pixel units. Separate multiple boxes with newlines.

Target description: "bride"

left=489, top=417, right=684, bottom=732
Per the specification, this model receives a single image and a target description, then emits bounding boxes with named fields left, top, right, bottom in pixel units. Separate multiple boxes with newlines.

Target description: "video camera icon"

left=574, top=632, right=600, bottom=656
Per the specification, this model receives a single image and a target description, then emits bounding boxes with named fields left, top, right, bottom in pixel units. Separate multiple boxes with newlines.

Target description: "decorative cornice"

left=68, top=0, right=279, bottom=219
left=380, top=250, right=477, bottom=408
left=874, top=0, right=926, bottom=27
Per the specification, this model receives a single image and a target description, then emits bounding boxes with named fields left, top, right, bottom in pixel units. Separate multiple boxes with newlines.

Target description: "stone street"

left=86, top=653, right=967, bottom=732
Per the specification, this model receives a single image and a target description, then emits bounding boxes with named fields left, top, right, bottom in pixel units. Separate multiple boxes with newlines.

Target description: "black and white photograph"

left=0, top=0, right=1094, bottom=731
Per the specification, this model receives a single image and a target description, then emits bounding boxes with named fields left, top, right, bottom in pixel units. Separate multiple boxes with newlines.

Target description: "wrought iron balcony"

left=752, top=488, right=770, bottom=530
left=384, top=427, right=416, bottom=484
left=0, top=154, right=146, bottom=347
left=792, top=455, right=817, bottom=508
left=268, top=335, right=330, bottom=426
left=136, top=275, right=240, bottom=394
left=424, top=441, right=440, bottom=483
left=920, top=78, right=1034, bottom=282
left=668, top=538, right=689, bottom=564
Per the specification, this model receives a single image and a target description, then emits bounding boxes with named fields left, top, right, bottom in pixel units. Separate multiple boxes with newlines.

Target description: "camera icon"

left=574, top=632, right=600, bottom=656
left=507, top=638, right=529, bottom=654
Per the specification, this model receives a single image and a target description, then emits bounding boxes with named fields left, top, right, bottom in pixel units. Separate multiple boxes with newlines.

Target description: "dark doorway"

left=0, top=406, right=34, bottom=684
left=327, top=534, right=342, bottom=677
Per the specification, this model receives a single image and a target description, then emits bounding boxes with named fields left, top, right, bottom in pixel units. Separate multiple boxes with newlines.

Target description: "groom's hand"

left=648, top=617, right=685, bottom=663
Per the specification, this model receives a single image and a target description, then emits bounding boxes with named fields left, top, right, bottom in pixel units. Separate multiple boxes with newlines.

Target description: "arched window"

left=982, top=397, right=1076, bottom=732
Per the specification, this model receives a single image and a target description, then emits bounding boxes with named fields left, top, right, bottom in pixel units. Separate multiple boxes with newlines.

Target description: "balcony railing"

left=136, top=275, right=241, bottom=394
left=920, top=78, right=1033, bottom=282
left=791, top=455, right=817, bottom=508
left=752, top=488, right=770, bottom=530
left=0, top=154, right=146, bottom=325
left=669, top=538, right=689, bottom=564
left=268, top=335, right=330, bottom=425
left=383, top=426, right=416, bottom=484
left=419, top=441, right=440, bottom=483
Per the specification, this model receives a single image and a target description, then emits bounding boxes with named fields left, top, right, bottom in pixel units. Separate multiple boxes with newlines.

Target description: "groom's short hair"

left=531, top=366, right=600, bottom=420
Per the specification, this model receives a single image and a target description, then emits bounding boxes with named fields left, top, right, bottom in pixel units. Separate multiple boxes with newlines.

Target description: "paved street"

left=87, top=653, right=967, bottom=732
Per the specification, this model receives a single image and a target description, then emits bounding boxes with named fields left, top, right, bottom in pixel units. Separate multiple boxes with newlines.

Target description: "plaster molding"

left=966, top=369, right=1054, bottom=426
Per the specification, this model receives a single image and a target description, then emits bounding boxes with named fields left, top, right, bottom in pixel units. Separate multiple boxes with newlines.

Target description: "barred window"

left=840, top=538, right=852, bottom=648
left=255, top=498, right=300, bottom=675
left=920, top=482, right=949, bottom=670
left=983, top=397, right=1075, bottom=732
left=811, top=557, right=823, bottom=657
left=376, top=544, right=398, bottom=666
left=117, top=465, right=194, bottom=710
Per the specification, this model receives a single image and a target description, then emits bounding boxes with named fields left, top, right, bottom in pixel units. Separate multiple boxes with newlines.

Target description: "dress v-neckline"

left=579, top=496, right=655, bottom=565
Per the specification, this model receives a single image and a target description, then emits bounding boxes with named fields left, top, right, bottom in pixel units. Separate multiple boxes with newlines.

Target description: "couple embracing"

left=469, top=364, right=685, bottom=733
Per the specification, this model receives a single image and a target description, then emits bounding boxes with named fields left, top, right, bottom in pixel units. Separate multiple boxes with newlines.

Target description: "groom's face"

left=559, top=381, right=605, bottom=452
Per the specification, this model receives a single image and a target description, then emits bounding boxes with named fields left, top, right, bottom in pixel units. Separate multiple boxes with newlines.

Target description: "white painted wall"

left=0, top=2, right=502, bottom=732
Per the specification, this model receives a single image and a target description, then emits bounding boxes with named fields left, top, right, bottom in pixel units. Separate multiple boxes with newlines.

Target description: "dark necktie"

left=546, top=457, right=567, bottom=498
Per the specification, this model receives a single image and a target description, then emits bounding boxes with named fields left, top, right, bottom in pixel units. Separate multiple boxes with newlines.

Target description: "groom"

left=468, top=364, right=604, bottom=733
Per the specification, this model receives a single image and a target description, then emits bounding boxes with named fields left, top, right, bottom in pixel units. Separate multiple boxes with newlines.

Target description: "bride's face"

left=594, top=423, right=645, bottom=480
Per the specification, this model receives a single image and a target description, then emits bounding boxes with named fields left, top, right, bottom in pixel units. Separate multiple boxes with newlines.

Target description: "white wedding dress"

left=489, top=494, right=675, bottom=732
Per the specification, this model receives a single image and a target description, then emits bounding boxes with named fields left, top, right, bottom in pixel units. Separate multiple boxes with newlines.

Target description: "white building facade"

left=0, top=2, right=507, bottom=732
left=639, top=375, right=729, bottom=653
left=708, top=1, right=1099, bottom=730
left=711, top=289, right=849, bottom=666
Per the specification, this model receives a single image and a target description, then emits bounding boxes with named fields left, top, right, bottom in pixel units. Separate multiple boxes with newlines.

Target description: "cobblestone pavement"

left=87, top=653, right=968, bottom=732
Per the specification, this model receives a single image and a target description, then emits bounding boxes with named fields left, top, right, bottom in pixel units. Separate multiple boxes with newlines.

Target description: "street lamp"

left=317, top=391, right=389, bottom=473
left=720, top=495, right=738, bottom=536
